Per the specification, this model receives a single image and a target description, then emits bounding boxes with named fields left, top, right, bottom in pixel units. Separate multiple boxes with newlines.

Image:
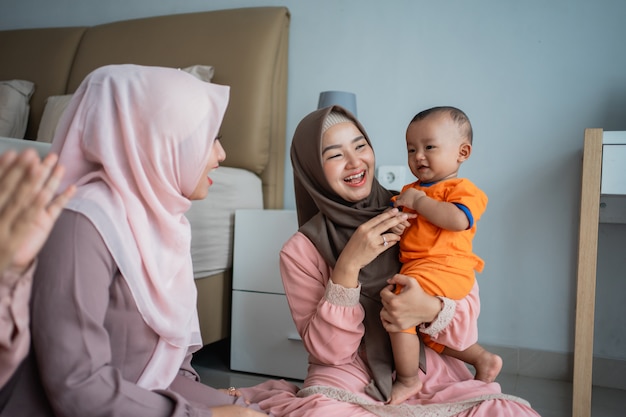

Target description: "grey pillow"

left=0, top=80, right=35, bottom=138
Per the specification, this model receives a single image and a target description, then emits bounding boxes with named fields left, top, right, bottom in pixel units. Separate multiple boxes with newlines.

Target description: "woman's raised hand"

left=332, top=208, right=408, bottom=288
left=0, top=149, right=75, bottom=274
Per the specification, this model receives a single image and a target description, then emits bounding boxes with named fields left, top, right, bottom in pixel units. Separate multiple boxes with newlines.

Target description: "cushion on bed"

left=36, top=65, right=214, bottom=143
left=188, top=166, right=263, bottom=278
left=36, top=94, right=72, bottom=142
left=0, top=80, right=35, bottom=138
left=180, top=64, right=214, bottom=82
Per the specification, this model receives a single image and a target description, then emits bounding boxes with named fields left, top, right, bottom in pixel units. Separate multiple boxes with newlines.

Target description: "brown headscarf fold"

left=291, top=105, right=406, bottom=401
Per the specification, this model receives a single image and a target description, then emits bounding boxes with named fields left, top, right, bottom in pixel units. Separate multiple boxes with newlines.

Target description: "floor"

left=192, top=339, right=626, bottom=417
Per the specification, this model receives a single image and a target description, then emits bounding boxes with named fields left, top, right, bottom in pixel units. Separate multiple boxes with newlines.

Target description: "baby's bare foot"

left=389, top=377, right=422, bottom=405
left=474, top=351, right=502, bottom=383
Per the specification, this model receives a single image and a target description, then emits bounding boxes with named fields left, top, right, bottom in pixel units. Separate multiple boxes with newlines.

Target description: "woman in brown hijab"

left=240, top=105, right=540, bottom=417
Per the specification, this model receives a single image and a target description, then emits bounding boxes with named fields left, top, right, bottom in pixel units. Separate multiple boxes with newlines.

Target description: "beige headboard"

left=0, top=6, right=290, bottom=209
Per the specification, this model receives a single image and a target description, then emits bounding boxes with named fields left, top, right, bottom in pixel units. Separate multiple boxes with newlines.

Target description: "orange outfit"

left=394, top=178, right=487, bottom=352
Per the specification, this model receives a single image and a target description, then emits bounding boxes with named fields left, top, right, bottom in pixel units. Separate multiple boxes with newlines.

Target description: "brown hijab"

left=291, top=105, right=403, bottom=401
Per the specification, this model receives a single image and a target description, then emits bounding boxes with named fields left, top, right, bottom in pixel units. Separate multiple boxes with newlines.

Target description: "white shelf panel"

left=602, top=131, right=626, bottom=145
left=230, top=290, right=308, bottom=380
left=601, top=144, right=626, bottom=196
left=599, top=132, right=626, bottom=224
left=232, top=209, right=298, bottom=294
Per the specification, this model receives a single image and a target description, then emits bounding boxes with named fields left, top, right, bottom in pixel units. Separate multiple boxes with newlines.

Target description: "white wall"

left=2, top=0, right=625, bottom=359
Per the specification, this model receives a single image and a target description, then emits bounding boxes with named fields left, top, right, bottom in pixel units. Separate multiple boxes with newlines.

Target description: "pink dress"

left=0, top=265, right=33, bottom=388
left=241, top=232, right=540, bottom=417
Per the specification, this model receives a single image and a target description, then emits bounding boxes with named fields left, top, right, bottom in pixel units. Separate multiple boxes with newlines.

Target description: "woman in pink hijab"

left=0, top=64, right=268, bottom=417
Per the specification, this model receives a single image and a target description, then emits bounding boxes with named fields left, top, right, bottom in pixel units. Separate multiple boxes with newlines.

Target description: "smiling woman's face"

left=321, top=122, right=375, bottom=202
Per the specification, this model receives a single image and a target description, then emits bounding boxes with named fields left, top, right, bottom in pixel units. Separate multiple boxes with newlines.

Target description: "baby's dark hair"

left=411, top=106, right=473, bottom=144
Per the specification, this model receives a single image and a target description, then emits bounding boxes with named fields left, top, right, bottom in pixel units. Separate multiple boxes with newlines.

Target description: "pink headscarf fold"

left=51, top=64, right=229, bottom=389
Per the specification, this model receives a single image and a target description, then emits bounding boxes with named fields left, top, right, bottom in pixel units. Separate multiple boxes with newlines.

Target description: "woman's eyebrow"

left=321, top=136, right=365, bottom=155
left=322, top=144, right=341, bottom=155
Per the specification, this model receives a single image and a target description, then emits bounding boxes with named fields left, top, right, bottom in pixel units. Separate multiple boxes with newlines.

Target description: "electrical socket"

left=376, top=165, right=406, bottom=191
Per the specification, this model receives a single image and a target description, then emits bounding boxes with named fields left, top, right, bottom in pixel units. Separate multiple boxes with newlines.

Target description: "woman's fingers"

left=387, top=273, right=414, bottom=289
left=371, top=208, right=406, bottom=230
left=33, top=159, right=71, bottom=213
left=337, top=209, right=410, bottom=280
left=0, top=149, right=18, bottom=178
left=47, top=184, right=76, bottom=221
left=380, top=273, right=443, bottom=330
left=358, top=208, right=408, bottom=245
left=0, top=149, right=39, bottom=211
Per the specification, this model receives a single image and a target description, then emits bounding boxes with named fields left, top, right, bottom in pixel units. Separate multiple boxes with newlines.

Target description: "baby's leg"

left=443, top=343, right=502, bottom=383
left=389, top=331, right=423, bottom=404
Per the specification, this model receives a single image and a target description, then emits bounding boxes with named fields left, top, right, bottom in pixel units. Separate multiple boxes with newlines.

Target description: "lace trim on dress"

left=325, top=279, right=361, bottom=307
left=297, top=385, right=530, bottom=417
left=419, top=296, right=455, bottom=336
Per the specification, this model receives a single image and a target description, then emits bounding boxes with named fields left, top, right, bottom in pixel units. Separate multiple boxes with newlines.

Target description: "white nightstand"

left=229, top=209, right=308, bottom=380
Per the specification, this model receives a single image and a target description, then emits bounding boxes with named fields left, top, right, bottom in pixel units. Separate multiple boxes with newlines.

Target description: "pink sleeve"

left=420, top=282, right=480, bottom=351
left=280, top=232, right=365, bottom=366
left=0, top=264, right=33, bottom=388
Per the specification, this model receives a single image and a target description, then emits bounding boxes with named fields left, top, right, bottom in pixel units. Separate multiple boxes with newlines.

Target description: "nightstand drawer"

left=230, top=291, right=308, bottom=380
left=232, top=209, right=298, bottom=294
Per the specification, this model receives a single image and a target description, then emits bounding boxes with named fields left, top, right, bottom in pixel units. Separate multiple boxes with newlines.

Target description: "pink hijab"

left=51, top=64, right=229, bottom=389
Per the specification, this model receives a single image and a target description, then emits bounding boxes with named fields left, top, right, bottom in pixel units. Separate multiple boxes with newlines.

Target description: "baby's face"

left=405, top=113, right=470, bottom=183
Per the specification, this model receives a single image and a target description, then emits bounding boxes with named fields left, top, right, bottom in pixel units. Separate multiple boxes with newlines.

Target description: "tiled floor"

left=192, top=340, right=626, bottom=417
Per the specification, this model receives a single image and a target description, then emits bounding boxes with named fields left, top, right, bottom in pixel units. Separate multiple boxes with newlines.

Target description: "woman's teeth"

left=344, top=172, right=364, bottom=183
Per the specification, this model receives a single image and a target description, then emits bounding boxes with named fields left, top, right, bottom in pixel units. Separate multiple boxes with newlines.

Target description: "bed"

left=0, top=6, right=290, bottom=345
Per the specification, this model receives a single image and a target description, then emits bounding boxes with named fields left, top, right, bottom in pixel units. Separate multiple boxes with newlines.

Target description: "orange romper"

left=394, top=178, right=487, bottom=352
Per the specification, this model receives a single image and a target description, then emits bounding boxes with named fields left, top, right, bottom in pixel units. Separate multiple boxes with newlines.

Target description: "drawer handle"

left=287, top=333, right=302, bottom=342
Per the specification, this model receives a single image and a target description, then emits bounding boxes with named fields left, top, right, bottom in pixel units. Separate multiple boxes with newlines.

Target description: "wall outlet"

left=376, top=165, right=406, bottom=191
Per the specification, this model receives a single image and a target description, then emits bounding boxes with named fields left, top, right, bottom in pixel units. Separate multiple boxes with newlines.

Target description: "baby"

left=388, top=106, right=502, bottom=404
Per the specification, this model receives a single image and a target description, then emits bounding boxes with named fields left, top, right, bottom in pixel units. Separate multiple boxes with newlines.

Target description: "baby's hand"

left=385, top=205, right=414, bottom=235
left=389, top=224, right=404, bottom=236
left=394, top=188, right=426, bottom=211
